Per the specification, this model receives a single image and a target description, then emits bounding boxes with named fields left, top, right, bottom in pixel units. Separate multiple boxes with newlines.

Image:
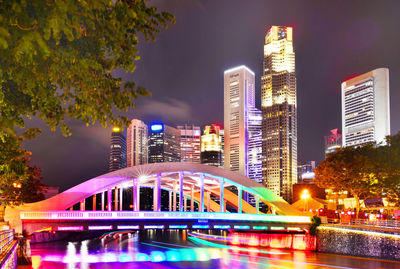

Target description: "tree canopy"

left=314, top=131, right=400, bottom=211
left=0, top=0, right=174, bottom=137
left=0, top=0, right=174, bottom=205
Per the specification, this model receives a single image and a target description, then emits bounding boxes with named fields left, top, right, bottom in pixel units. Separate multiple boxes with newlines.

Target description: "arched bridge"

left=5, top=163, right=310, bottom=233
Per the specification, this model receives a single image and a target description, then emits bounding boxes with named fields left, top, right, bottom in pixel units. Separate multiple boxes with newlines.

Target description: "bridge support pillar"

left=200, top=173, right=204, bottom=212
left=101, top=191, right=105, bottom=211
left=133, top=179, right=139, bottom=211
left=238, top=186, right=242, bottom=214
left=93, top=194, right=96, bottom=211
left=114, top=187, right=118, bottom=211
left=190, top=186, right=194, bottom=212
left=179, top=172, right=184, bottom=212
left=169, top=190, right=172, bottom=211
left=80, top=199, right=85, bottom=211
left=153, top=173, right=161, bottom=211
left=107, top=189, right=112, bottom=211
left=119, top=187, right=123, bottom=211
left=220, top=179, right=224, bottom=213
left=173, top=181, right=177, bottom=211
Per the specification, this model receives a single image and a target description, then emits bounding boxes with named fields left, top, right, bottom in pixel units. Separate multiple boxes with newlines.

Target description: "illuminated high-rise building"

left=324, top=128, right=342, bottom=156
left=109, top=127, right=127, bottom=172
left=177, top=124, right=201, bottom=163
left=201, top=124, right=223, bottom=167
left=342, top=68, right=390, bottom=147
left=127, top=119, right=148, bottom=167
left=248, top=108, right=262, bottom=183
left=224, top=65, right=260, bottom=180
left=148, top=123, right=181, bottom=163
left=261, top=26, right=297, bottom=202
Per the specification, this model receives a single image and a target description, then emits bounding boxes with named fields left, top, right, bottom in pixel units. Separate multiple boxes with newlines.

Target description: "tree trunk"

left=354, top=194, right=360, bottom=221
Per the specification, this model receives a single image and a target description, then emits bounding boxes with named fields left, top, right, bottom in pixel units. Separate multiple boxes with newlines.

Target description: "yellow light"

left=301, top=189, right=310, bottom=200
left=112, top=127, right=120, bottom=132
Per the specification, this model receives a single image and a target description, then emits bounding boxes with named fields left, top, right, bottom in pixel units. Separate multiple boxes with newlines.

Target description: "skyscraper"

left=127, top=119, right=148, bottom=167
left=224, top=65, right=255, bottom=177
left=341, top=68, right=390, bottom=147
left=109, top=127, right=127, bottom=172
left=200, top=124, right=223, bottom=167
left=177, top=124, right=201, bottom=163
left=261, top=26, right=297, bottom=202
left=148, top=123, right=181, bottom=163
left=324, top=128, right=342, bottom=156
left=248, top=108, right=263, bottom=183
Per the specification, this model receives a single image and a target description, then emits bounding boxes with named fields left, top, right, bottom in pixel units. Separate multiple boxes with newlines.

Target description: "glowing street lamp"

left=301, top=189, right=310, bottom=212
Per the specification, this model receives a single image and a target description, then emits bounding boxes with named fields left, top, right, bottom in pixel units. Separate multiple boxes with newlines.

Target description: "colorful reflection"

left=188, top=231, right=316, bottom=250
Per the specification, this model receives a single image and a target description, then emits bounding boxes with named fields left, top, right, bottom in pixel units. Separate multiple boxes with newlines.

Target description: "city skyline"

left=24, top=0, right=400, bottom=190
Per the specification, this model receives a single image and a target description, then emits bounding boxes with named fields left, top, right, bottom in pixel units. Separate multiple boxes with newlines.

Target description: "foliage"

left=374, top=132, right=400, bottom=207
left=0, top=133, right=46, bottom=206
left=315, top=131, right=400, bottom=210
left=309, top=215, right=321, bottom=236
left=0, top=0, right=174, bottom=137
left=314, top=144, right=378, bottom=216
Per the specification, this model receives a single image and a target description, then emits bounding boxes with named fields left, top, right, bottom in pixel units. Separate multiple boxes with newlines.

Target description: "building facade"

left=324, top=128, right=342, bottom=156
left=223, top=65, right=256, bottom=177
left=341, top=68, right=390, bottom=147
left=297, top=161, right=316, bottom=184
left=109, top=127, right=127, bottom=172
left=177, top=124, right=201, bottom=163
left=200, top=124, right=223, bottom=167
left=248, top=108, right=263, bottom=183
left=148, top=123, right=181, bottom=163
left=261, top=26, right=297, bottom=202
left=127, top=119, right=148, bottom=167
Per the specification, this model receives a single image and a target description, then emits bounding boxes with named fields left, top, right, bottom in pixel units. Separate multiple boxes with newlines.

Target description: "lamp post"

left=301, top=189, right=310, bottom=212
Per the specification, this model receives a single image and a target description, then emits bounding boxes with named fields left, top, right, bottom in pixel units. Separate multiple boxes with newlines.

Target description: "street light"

left=301, top=189, right=310, bottom=212
left=12, top=182, right=21, bottom=189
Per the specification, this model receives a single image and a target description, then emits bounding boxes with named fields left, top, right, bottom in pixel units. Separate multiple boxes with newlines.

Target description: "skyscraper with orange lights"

left=261, top=26, right=297, bottom=202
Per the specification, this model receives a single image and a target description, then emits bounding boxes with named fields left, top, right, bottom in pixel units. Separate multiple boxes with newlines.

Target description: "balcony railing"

left=0, top=229, right=14, bottom=255
left=324, top=219, right=400, bottom=233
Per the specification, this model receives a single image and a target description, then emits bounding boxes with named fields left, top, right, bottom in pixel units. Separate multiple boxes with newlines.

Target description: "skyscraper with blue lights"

left=148, top=123, right=181, bottom=163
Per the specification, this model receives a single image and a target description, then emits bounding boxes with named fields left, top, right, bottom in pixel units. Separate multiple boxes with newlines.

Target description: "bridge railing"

left=0, top=229, right=14, bottom=255
left=20, top=211, right=311, bottom=223
left=325, top=219, right=400, bottom=233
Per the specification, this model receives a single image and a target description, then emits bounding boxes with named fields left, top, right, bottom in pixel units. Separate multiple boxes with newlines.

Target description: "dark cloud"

left=25, top=0, right=400, bottom=190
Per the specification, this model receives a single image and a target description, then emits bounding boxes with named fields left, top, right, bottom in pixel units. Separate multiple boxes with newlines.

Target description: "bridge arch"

left=5, top=163, right=302, bottom=232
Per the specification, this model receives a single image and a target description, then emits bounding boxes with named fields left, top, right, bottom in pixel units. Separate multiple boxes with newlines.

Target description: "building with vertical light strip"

left=261, top=26, right=297, bottom=202
left=109, top=127, right=127, bottom=172
left=341, top=68, right=390, bottom=147
left=248, top=108, right=262, bottom=183
left=224, top=65, right=261, bottom=183
left=177, top=124, right=201, bottom=163
left=127, top=119, right=148, bottom=167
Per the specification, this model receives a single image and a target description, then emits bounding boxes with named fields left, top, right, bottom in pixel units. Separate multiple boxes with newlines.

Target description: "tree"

left=374, top=132, right=400, bottom=207
left=314, top=145, right=377, bottom=218
left=0, top=132, right=46, bottom=206
left=0, top=0, right=174, bottom=137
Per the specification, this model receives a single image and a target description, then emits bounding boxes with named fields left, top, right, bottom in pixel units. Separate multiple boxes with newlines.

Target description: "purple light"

left=88, top=225, right=113, bottom=230
left=57, top=226, right=84, bottom=231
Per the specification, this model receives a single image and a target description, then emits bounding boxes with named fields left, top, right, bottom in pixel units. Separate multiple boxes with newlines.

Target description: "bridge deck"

left=20, top=211, right=311, bottom=233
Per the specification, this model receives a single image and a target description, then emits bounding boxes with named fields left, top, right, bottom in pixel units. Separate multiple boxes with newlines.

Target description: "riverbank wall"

left=317, top=226, right=400, bottom=260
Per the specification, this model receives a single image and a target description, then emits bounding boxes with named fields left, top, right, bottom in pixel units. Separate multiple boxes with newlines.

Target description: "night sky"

left=25, top=0, right=400, bottom=191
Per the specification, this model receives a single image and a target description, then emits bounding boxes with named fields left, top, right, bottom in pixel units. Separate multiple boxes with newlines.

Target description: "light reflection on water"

left=25, top=230, right=400, bottom=269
